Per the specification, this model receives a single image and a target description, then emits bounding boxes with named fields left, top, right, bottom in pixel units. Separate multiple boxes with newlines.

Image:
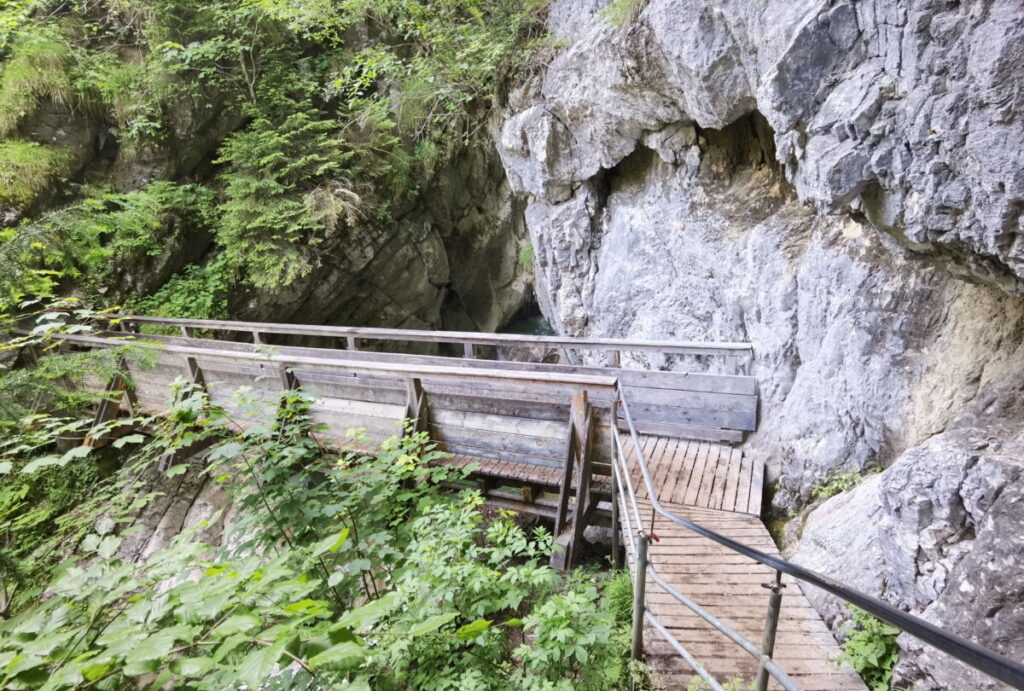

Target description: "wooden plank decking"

left=618, top=436, right=865, bottom=690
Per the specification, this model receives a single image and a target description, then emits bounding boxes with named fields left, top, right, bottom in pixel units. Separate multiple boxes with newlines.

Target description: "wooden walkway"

left=620, top=438, right=865, bottom=690
left=60, top=318, right=867, bottom=690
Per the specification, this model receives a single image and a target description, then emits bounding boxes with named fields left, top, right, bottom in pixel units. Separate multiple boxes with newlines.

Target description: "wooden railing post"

left=346, top=336, right=359, bottom=350
left=463, top=342, right=476, bottom=359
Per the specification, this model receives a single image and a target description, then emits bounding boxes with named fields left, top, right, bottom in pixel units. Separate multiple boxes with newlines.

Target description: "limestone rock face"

left=497, top=0, right=1024, bottom=685
left=791, top=424, right=1024, bottom=689
left=504, top=0, right=1024, bottom=291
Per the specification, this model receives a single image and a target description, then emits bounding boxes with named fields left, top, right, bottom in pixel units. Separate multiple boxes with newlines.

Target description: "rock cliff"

left=496, top=0, right=1024, bottom=686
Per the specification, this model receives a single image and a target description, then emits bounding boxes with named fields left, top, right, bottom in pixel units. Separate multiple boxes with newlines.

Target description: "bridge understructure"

left=50, top=315, right=1024, bottom=691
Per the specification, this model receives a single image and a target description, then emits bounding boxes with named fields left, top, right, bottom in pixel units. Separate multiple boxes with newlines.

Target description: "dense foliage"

left=0, top=0, right=548, bottom=312
left=0, top=308, right=644, bottom=689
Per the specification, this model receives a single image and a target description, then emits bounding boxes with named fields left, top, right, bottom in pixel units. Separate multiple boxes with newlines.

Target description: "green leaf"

left=97, top=535, right=122, bottom=559
left=123, top=626, right=191, bottom=676
left=307, top=641, right=365, bottom=669
left=312, top=528, right=349, bottom=556
left=164, top=464, right=189, bottom=477
left=21, top=455, right=60, bottom=474
left=58, top=445, right=92, bottom=465
left=170, top=656, right=215, bottom=678
left=239, top=639, right=287, bottom=688
left=211, top=613, right=262, bottom=638
left=455, top=619, right=492, bottom=640
left=112, top=434, right=146, bottom=449
left=406, top=612, right=458, bottom=636
left=503, top=618, right=524, bottom=628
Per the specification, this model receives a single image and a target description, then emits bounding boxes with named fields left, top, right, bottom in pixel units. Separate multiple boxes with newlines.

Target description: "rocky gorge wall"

left=496, top=0, right=1024, bottom=687
left=9, top=98, right=533, bottom=336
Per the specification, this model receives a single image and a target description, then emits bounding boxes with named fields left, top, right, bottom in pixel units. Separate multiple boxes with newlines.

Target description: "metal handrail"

left=613, top=381, right=1024, bottom=690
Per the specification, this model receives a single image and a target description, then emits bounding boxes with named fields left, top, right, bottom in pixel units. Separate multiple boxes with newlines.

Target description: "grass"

left=0, top=139, right=70, bottom=207
left=0, top=29, right=73, bottom=136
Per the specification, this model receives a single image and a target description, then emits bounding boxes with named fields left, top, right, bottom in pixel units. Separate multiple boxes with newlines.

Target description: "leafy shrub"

left=836, top=605, right=901, bottom=691
left=0, top=182, right=215, bottom=308
left=132, top=256, right=232, bottom=320
left=0, top=312, right=653, bottom=687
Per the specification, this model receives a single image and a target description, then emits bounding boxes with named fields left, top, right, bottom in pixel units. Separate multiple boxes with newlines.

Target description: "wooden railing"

left=110, top=314, right=755, bottom=373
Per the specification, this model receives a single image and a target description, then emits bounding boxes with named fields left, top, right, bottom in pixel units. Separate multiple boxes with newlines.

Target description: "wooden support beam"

left=85, top=363, right=130, bottom=447
left=280, top=366, right=299, bottom=391
left=553, top=424, right=576, bottom=537
left=186, top=356, right=206, bottom=390
left=568, top=404, right=594, bottom=569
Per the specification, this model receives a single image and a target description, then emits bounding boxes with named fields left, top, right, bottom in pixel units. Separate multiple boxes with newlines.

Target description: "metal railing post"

left=755, top=571, right=785, bottom=691
left=631, top=534, right=648, bottom=661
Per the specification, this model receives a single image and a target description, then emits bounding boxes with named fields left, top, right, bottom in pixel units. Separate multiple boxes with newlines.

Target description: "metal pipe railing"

left=613, top=381, right=1024, bottom=690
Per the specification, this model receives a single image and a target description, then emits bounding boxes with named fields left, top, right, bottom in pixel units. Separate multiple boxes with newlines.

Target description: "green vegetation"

left=599, top=0, right=648, bottom=27
left=0, top=139, right=69, bottom=208
left=518, top=243, right=535, bottom=272
left=836, top=606, right=901, bottom=691
left=0, top=0, right=550, bottom=313
left=2, top=183, right=215, bottom=306
left=811, top=468, right=876, bottom=502
left=0, top=305, right=648, bottom=688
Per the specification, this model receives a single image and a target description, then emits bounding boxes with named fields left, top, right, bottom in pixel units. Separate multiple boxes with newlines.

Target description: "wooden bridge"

left=58, top=315, right=866, bottom=689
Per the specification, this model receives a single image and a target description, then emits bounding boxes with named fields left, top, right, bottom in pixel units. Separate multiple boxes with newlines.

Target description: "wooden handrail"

left=56, top=333, right=621, bottom=391
left=110, top=314, right=753, bottom=358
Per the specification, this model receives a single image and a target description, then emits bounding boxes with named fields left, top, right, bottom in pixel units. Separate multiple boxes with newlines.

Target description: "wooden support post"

left=568, top=405, right=594, bottom=564
left=85, top=363, right=130, bottom=447
left=404, top=377, right=428, bottom=435
left=279, top=366, right=299, bottom=391
left=253, top=331, right=263, bottom=346
left=552, top=391, right=592, bottom=571
left=186, top=356, right=206, bottom=389
left=346, top=336, right=359, bottom=350
left=726, top=355, right=739, bottom=376
left=609, top=350, right=621, bottom=368
left=179, top=325, right=189, bottom=338
left=463, top=342, right=476, bottom=359
left=553, top=425, right=576, bottom=536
